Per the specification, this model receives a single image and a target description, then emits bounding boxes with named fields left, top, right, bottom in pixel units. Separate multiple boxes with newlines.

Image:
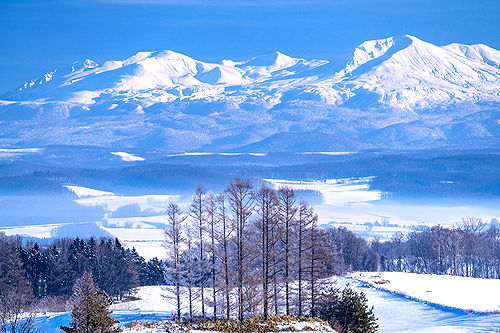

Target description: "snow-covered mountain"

left=0, top=35, right=498, bottom=151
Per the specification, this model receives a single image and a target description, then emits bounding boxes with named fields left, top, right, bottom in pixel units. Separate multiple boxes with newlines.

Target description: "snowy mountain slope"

left=443, top=43, right=500, bottom=69
left=331, top=35, right=500, bottom=110
left=0, top=35, right=498, bottom=151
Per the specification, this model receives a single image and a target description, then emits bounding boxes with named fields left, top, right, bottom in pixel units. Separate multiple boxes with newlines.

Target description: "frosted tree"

left=255, top=185, right=279, bottom=319
left=227, top=179, right=254, bottom=321
left=306, top=211, right=324, bottom=317
left=164, top=203, right=187, bottom=320
left=182, top=221, right=196, bottom=319
left=190, top=186, right=207, bottom=319
left=206, top=193, right=218, bottom=318
left=297, top=202, right=315, bottom=315
left=277, top=186, right=296, bottom=315
left=216, top=192, right=233, bottom=320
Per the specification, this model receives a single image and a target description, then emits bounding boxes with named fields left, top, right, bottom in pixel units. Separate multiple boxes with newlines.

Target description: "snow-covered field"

left=0, top=223, right=59, bottom=239
left=352, top=272, right=500, bottom=313
left=265, top=178, right=500, bottom=240
left=64, top=185, right=114, bottom=198
left=110, top=151, right=145, bottom=162
left=341, top=277, right=500, bottom=333
left=74, top=193, right=183, bottom=212
left=33, top=274, right=500, bottom=332
left=0, top=148, right=43, bottom=158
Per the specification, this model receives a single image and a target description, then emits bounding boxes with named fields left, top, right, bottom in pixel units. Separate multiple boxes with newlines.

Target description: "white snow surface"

left=33, top=277, right=500, bottom=333
left=75, top=193, right=182, bottom=212
left=0, top=148, right=43, bottom=158
left=111, top=286, right=336, bottom=332
left=353, top=272, right=500, bottom=313
left=64, top=185, right=114, bottom=198
left=111, top=151, right=145, bottom=162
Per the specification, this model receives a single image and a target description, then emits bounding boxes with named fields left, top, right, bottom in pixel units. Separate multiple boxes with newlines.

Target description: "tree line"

left=164, top=179, right=336, bottom=321
left=0, top=234, right=165, bottom=310
left=321, top=218, right=500, bottom=279
left=375, top=218, right=500, bottom=279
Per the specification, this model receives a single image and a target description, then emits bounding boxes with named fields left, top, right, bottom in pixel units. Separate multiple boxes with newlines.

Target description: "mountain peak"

left=442, top=43, right=500, bottom=68
left=243, top=51, right=297, bottom=69
left=340, top=35, right=448, bottom=77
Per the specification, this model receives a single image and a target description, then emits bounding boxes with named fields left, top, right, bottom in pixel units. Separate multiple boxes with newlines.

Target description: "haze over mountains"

left=0, top=35, right=499, bottom=152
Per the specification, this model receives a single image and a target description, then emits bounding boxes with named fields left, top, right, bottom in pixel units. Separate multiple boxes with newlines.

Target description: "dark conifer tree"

left=61, top=271, right=121, bottom=333
left=317, top=287, right=378, bottom=333
left=140, top=257, right=166, bottom=286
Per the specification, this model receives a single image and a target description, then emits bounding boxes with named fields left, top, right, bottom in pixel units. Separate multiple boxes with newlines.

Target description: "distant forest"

left=1, top=150, right=499, bottom=226
left=1, top=179, right=498, bottom=322
left=0, top=150, right=499, bottom=198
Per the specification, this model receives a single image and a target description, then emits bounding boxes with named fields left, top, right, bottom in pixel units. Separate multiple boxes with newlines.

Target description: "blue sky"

left=0, top=0, right=499, bottom=94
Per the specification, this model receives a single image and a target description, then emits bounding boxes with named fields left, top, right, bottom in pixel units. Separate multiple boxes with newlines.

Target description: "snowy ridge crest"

left=4, top=34, right=500, bottom=111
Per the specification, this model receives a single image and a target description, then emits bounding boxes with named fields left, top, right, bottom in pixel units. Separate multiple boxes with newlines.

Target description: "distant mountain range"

left=0, top=35, right=498, bottom=152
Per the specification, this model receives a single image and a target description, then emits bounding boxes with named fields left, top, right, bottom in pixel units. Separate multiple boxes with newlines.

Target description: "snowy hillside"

left=0, top=35, right=498, bottom=151
left=354, top=272, right=500, bottom=313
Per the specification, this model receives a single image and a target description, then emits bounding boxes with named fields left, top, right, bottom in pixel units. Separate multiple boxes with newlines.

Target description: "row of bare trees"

left=164, top=179, right=333, bottom=321
left=378, top=218, right=500, bottom=279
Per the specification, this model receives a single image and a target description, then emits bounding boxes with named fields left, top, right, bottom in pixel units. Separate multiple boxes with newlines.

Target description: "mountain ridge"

left=0, top=35, right=498, bottom=152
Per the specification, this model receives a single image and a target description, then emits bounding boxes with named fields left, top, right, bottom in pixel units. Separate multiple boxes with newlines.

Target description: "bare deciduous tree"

left=277, top=186, right=296, bottom=315
left=227, top=179, right=254, bottom=321
left=255, top=185, right=279, bottom=319
left=164, top=203, right=187, bottom=320
left=190, top=186, right=207, bottom=319
left=216, top=193, right=232, bottom=320
left=206, top=193, right=218, bottom=318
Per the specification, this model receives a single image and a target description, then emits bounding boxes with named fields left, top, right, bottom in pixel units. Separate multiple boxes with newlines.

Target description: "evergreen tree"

left=138, top=256, right=165, bottom=286
left=61, top=272, right=121, bottom=333
left=20, top=243, right=48, bottom=299
left=317, top=287, right=378, bottom=333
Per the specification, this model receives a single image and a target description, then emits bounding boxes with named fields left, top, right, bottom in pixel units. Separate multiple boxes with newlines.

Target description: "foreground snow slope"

left=35, top=278, right=500, bottom=333
left=0, top=35, right=498, bottom=151
left=340, top=277, right=500, bottom=333
left=353, top=272, right=500, bottom=313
